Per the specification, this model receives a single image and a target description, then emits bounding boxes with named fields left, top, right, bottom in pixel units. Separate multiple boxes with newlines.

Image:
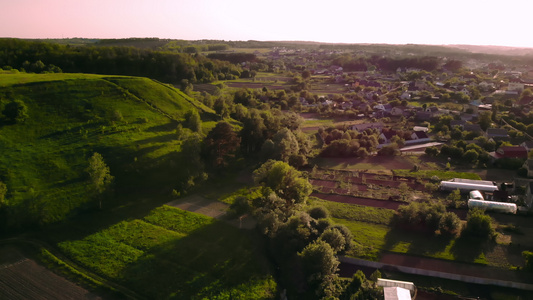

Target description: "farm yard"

left=303, top=160, right=530, bottom=274
left=0, top=245, right=100, bottom=300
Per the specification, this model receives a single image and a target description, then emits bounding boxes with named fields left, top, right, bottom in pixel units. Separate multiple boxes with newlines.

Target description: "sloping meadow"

left=59, top=205, right=276, bottom=299
left=0, top=73, right=209, bottom=227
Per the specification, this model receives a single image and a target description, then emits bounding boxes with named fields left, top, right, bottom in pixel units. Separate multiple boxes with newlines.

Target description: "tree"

left=447, top=189, right=462, bottom=208
left=319, top=228, right=347, bottom=254
left=2, top=99, right=28, bottom=123
left=478, top=111, right=492, bottom=131
left=463, top=149, right=479, bottom=164
left=0, top=181, right=6, bottom=208
left=253, top=160, right=312, bottom=205
left=240, top=109, right=267, bottom=153
left=270, top=128, right=300, bottom=162
left=203, top=121, right=240, bottom=168
left=463, top=208, right=494, bottom=238
left=298, top=239, right=340, bottom=283
left=439, top=211, right=462, bottom=235
left=177, top=133, right=206, bottom=191
left=425, top=146, right=439, bottom=156
left=87, top=152, right=114, bottom=209
left=308, top=206, right=330, bottom=219
left=185, top=110, right=202, bottom=132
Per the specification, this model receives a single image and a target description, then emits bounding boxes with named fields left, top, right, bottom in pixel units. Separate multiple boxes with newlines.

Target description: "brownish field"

left=0, top=245, right=100, bottom=300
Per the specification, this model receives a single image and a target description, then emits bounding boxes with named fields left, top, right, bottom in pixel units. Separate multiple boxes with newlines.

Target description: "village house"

left=410, top=131, right=430, bottom=142
left=508, top=82, right=525, bottom=92
left=490, top=146, right=528, bottom=160
left=390, top=106, right=404, bottom=117
left=463, top=124, right=484, bottom=134
left=485, top=128, right=510, bottom=140
left=350, top=122, right=384, bottom=133
left=379, top=130, right=398, bottom=145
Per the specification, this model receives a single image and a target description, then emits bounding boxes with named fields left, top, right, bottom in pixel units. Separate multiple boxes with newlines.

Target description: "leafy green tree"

left=87, top=152, right=114, bottom=209
left=478, top=111, right=492, bottom=131
left=463, top=149, right=479, bottom=164
left=185, top=110, right=202, bottom=132
left=271, top=128, right=300, bottom=162
left=253, top=160, right=312, bottom=205
left=439, top=211, right=462, bottom=235
left=447, top=189, right=462, bottom=208
left=298, top=239, right=339, bottom=283
left=203, top=121, right=240, bottom=168
left=0, top=181, right=6, bottom=208
left=308, top=206, right=330, bottom=219
left=240, top=109, right=267, bottom=153
left=2, top=99, right=28, bottom=123
left=177, top=133, right=206, bottom=190
left=425, top=146, right=439, bottom=156
left=319, top=228, right=347, bottom=254
left=341, top=270, right=365, bottom=299
left=463, top=208, right=494, bottom=238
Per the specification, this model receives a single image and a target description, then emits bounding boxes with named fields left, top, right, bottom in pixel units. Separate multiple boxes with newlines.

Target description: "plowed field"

left=0, top=246, right=100, bottom=300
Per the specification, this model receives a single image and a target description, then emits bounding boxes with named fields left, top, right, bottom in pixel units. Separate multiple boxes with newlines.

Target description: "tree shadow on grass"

left=383, top=226, right=453, bottom=257
left=119, top=221, right=274, bottom=299
left=450, top=234, right=494, bottom=264
left=145, top=122, right=178, bottom=133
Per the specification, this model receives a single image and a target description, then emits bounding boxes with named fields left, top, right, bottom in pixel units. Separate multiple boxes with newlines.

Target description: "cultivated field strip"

left=0, top=258, right=100, bottom=300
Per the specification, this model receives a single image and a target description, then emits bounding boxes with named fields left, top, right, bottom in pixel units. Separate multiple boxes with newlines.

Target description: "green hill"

left=0, top=72, right=214, bottom=228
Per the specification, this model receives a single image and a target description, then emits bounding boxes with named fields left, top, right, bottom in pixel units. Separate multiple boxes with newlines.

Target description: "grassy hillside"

left=0, top=73, right=213, bottom=228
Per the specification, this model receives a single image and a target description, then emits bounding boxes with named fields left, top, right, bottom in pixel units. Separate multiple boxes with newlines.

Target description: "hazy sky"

left=2, top=0, right=532, bottom=47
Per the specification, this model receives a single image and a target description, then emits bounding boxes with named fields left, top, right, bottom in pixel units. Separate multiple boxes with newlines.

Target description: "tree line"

left=0, top=39, right=243, bottom=83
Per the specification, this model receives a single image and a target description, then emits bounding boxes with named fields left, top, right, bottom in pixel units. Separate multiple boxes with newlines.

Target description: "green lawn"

left=59, top=205, right=276, bottom=299
left=310, top=198, right=492, bottom=264
left=335, top=217, right=488, bottom=264
left=309, top=197, right=394, bottom=225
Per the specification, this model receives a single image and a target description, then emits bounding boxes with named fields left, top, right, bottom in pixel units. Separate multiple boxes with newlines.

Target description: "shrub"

left=439, top=212, right=462, bottom=235
left=2, top=99, right=28, bottom=123
left=308, top=206, right=330, bottom=219
left=523, top=251, right=533, bottom=271
left=463, top=208, right=494, bottom=238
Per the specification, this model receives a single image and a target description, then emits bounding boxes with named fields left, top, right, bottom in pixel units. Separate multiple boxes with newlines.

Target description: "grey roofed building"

left=486, top=128, right=510, bottom=140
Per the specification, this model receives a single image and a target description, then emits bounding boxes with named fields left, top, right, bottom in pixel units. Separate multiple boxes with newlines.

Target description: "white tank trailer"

left=469, top=190, right=484, bottom=200
left=468, top=199, right=517, bottom=214
left=439, top=178, right=498, bottom=193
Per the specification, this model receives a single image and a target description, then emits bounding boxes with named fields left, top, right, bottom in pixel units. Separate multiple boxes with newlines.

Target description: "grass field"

left=59, top=205, right=276, bottom=299
left=0, top=73, right=213, bottom=227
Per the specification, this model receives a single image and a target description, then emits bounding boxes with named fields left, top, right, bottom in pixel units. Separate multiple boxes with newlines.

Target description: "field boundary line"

left=0, top=237, right=147, bottom=300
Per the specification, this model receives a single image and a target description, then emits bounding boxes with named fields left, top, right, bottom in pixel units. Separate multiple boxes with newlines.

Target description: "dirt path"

left=166, top=195, right=257, bottom=229
left=166, top=195, right=229, bottom=219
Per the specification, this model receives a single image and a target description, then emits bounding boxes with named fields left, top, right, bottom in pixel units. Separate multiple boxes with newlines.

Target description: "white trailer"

left=469, top=190, right=484, bottom=200
left=439, top=178, right=498, bottom=193
left=468, top=199, right=517, bottom=214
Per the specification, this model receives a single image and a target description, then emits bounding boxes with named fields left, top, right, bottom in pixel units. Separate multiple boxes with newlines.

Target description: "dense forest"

left=0, top=39, right=243, bottom=83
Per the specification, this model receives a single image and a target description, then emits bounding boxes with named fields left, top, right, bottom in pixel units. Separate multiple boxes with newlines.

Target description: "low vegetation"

left=59, top=205, right=276, bottom=299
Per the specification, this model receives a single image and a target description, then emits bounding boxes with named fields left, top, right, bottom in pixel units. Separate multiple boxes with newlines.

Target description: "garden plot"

left=0, top=246, right=99, bottom=300
left=310, top=169, right=429, bottom=202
